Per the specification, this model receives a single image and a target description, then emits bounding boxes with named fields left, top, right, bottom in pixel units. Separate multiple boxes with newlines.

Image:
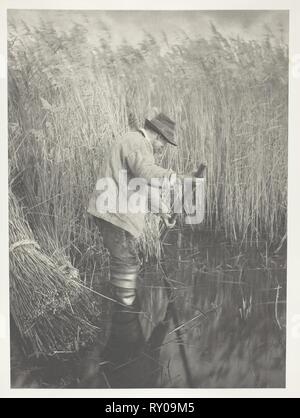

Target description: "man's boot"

left=111, top=285, right=137, bottom=306
left=110, top=264, right=140, bottom=306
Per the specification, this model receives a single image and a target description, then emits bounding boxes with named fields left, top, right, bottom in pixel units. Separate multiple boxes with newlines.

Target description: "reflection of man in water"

left=80, top=300, right=172, bottom=388
left=87, top=113, right=178, bottom=306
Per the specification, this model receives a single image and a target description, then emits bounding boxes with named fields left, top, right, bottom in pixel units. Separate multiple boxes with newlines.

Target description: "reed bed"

left=8, top=20, right=288, bottom=256
left=8, top=18, right=288, bottom=258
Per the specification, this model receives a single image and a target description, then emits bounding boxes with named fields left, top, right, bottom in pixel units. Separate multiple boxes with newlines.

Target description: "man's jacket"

left=87, top=130, right=174, bottom=238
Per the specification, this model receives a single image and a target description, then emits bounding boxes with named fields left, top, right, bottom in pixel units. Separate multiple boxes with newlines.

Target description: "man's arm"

left=126, top=149, right=175, bottom=185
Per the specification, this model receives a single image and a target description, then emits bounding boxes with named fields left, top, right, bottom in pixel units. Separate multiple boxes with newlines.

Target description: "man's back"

left=87, top=130, right=172, bottom=238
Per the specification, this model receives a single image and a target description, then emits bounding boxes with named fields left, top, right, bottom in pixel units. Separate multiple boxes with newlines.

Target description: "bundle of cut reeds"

left=9, top=190, right=102, bottom=357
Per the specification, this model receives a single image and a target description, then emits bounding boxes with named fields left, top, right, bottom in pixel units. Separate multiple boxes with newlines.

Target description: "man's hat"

left=144, top=113, right=177, bottom=146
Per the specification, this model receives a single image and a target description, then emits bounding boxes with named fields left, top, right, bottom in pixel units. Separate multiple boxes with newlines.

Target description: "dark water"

left=11, top=229, right=286, bottom=388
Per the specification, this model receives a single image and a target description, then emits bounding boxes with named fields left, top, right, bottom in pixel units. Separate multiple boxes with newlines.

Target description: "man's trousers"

left=96, top=218, right=141, bottom=305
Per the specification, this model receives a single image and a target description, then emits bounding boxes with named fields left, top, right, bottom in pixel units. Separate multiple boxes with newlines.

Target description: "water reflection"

left=79, top=297, right=173, bottom=388
left=11, top=229, right=287, bottom=388
left=139, top=230, right=286, bottom=388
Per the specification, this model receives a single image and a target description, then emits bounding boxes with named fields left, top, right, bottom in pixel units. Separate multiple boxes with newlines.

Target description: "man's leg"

left=97, top=219, right=141, bottom=306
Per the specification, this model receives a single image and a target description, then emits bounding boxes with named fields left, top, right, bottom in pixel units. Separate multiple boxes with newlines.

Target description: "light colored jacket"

left=87, top=130, right=174, bottom=238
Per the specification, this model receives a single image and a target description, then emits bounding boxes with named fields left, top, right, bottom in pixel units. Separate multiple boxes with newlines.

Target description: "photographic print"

left=8, top=9, right=288, bottom=389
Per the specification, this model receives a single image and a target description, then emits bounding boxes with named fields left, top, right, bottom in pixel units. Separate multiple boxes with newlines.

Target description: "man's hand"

left=161, top=213, right=177, bottom=229
left=192, top=163, right=207, bottom=178
left=179, top=164, right=207, bottom=182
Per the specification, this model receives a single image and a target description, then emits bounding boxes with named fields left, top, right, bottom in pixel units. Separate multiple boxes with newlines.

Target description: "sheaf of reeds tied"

left=9, top=188, right=103, bottom=357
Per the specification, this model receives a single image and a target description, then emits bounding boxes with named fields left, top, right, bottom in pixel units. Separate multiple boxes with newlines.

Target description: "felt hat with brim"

left=144, top=113, right=177, bottom=146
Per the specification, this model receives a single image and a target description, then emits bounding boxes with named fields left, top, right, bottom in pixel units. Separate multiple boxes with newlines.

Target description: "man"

left=87, top=113, right=179, bottom=306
